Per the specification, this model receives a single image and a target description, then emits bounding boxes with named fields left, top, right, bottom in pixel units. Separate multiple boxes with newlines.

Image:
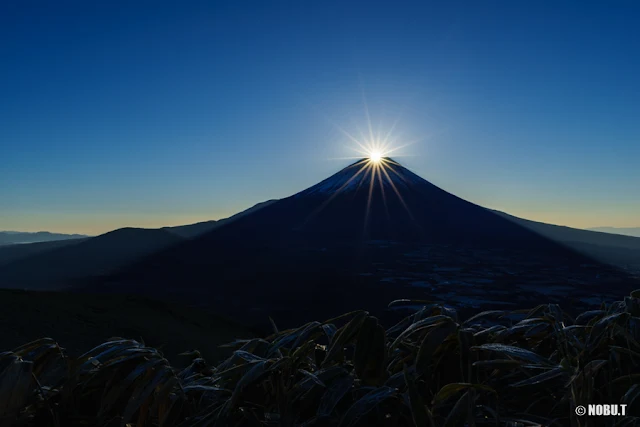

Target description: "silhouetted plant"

left=2, top=291, right=640, bottom=426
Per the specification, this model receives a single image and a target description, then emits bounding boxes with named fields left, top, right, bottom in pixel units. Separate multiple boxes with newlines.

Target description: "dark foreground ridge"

left=3, top=291, right=639, bottom=426
left=0, top=228, right=185, bottom=288
left=84, top=158, right=638, bottom=329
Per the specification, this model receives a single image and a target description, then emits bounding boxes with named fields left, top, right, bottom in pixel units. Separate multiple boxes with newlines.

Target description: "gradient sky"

left=1, top=1, right=639, bottom=235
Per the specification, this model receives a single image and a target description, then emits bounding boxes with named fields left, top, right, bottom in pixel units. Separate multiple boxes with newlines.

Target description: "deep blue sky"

left=1, top=1, right=639, bottom=234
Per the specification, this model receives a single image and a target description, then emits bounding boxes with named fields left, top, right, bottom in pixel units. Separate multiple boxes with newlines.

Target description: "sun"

left=369, top=151, right=382, bottom=163
left=329, top=101, right=422, bottom=167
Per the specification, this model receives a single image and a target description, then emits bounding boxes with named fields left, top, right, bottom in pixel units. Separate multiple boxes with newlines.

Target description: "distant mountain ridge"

left=0, top=231, right=88, bottom=246
left=588, top=227, right=640, bottom=238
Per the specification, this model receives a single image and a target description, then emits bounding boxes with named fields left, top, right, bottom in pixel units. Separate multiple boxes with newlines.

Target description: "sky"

left=1, top=1, right=639, bottom=235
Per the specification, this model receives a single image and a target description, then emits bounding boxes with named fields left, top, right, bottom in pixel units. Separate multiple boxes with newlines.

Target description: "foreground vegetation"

left=2, top=292, right=640, bottom=427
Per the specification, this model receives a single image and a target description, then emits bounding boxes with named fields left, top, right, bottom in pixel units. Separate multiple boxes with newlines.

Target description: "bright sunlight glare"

left=317, top=94, right=429, bottom=231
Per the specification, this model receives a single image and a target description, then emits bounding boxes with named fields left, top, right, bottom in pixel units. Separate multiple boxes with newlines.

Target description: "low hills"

left=0, top=227, right=184, bottom=289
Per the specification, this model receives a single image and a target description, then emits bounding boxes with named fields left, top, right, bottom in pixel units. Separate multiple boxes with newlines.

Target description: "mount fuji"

left=74, top=158, right=636, bottom=329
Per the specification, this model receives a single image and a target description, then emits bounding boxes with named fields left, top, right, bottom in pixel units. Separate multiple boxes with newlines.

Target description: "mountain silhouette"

left=85, top=158, right=638, bottom=329
left=117, top=158, right=604, bottom=250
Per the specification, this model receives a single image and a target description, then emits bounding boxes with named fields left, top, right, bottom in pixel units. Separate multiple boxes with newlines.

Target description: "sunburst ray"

left=363, top=162, right=377, bottom=233
left=379, top=161, right=415, bottom=221
left=300, top=160, right=371, bottom=227
left=308, top=100, right=428, bottom=235
left=375, top=162, right=391, bottom=221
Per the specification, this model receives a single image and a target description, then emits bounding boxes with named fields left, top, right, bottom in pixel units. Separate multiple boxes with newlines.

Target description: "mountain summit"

left=297, top=157, right=425, bottom=197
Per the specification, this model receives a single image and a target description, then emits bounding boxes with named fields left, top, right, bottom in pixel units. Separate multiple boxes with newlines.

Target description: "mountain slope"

left=90, top=159, right=637, bottom=329
left=165, top=200, right=277, bottom=238
left=493, top=211, right=640, bottom=250
left=589, top=227, right=640, bottom=238
left=493, top=210, right=640, bottom=272
left=164, top=220, right=218, bottom=239
left=0, top=231, right=88, bottom=246
left=0, top=228, right=184, bottom=289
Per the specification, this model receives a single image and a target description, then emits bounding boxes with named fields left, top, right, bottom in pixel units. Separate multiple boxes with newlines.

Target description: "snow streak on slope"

left=296, top=158, right=426, bottom=197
